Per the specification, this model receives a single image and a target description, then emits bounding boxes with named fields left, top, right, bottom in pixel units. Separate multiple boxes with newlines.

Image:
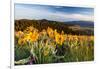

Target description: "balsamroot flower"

left=18, top=38, right=26, bottom=45
left=15, top=31, right=24, bottom=38
left=24, top=31, right=39, bottom=42
left=54, top=31, right=66, bottom=45
left=47, top=27, right=54, bottom=38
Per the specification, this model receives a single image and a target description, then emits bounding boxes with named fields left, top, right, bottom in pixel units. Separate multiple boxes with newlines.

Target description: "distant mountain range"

left=65, top=21, right=94, bottom=27
left=17, top=19, right=94, bottom=27
left=30, top=19, right=94, bottom=27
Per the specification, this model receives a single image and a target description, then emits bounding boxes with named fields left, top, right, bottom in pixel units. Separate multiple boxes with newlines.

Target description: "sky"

left=15, top=3, right=94, bottom=22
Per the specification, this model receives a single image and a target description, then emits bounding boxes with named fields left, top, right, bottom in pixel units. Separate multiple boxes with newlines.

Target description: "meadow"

left=14, top=24, right=94, bottom=65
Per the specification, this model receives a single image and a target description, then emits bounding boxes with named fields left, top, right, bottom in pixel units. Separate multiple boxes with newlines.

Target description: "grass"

left=14, top=26, right=94, bottom=65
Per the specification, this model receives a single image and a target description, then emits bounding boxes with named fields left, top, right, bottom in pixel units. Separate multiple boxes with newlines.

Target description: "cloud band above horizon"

left=15, top=4, right=94, bottom=22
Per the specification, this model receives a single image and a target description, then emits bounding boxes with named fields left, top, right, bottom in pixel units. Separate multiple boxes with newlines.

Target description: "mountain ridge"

left=15, top=19, right=94, bottom=27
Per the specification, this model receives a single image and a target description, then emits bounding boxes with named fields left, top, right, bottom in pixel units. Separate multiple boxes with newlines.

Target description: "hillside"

left=15, top=19, right=94, bottom=35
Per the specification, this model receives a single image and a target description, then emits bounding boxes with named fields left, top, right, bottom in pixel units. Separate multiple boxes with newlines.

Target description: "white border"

left=11, top=0, right=95, bottom=69
left=11, top=0, right=14, bottom=69
left=14, top=0, right=95, bottom=8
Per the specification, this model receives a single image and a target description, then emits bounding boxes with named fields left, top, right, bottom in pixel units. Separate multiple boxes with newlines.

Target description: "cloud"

left=55, top=13, right=94, bottom=21
left=70, top=14, right=94, bottom=21
left=15, top=4, right=94, bottom=22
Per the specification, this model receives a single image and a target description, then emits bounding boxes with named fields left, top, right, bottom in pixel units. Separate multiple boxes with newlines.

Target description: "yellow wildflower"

left=60, top=34, right=66, bottom=45
left=15, top=31, right=24, bottom=38
left=18, top=38, right=26, bottom=45
left=54, top=31, right=66, bottom=45
left=24, top=31, right=39, bottom=42
left=31, top=31, right=39, bottom=42
left=55, top=33, right=61, bottom=45
left=47, top=27, right=54, bottom=38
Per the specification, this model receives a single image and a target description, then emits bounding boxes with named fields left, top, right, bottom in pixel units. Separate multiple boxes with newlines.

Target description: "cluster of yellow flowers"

left=66, top=35, right=94, bottom=42
left=15, top=26, right=39, bottom=45
left=15, top=26, right=67, bottom=45
left=15, top=26, right=94, bottom=46
left=47, top=27, right=67, bottom=45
